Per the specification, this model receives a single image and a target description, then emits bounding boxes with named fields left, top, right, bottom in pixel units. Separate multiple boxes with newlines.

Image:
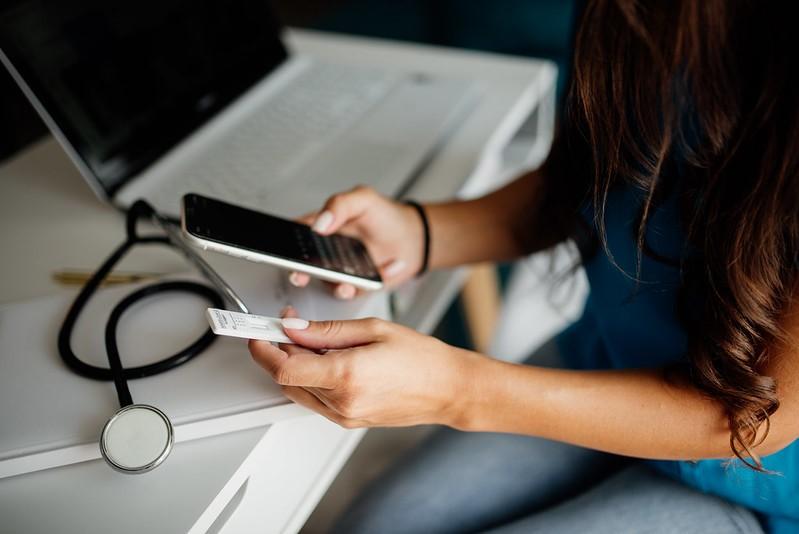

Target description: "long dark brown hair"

left=540, top=0, right=799, bottom=468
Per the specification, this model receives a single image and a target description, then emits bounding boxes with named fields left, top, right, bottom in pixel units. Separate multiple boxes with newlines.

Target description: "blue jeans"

left=332, top=342, right=763, bottom=534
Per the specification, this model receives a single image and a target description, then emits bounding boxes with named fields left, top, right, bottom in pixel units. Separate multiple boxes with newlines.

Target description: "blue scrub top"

left=555, top=185, right=799, bottom=533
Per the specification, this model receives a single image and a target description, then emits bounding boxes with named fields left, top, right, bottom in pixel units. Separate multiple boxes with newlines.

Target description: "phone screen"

left=182, top=194, right=382, bottom=282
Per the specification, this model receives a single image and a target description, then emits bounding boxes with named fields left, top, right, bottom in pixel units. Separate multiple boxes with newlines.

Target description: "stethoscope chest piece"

left=99, top=404, right=174, bottom=474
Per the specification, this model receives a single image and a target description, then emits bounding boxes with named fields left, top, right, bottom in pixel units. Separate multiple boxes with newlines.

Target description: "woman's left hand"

left=248, top=308, right=481, bottom=429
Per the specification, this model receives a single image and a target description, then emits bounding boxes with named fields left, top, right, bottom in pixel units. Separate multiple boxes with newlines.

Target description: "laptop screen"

left=0, top=0, right=287, bottom=196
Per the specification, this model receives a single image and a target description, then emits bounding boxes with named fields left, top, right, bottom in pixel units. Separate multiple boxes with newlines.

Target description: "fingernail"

left=335, top=284, right=356, bottom=300
left=312, top=211, right=334, bottom=233
left=282, top=317, right=309, bottom=330
left=383, top=259, right=406, bottom=278
left=289, top=272, right=303, bottom=287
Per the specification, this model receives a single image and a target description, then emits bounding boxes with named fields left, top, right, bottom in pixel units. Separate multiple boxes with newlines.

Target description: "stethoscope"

left=57, top=200, right=249, bottom=474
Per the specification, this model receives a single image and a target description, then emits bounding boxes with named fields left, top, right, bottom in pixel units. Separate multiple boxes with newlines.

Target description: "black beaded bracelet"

left=404, top=200, right=430, bottom=276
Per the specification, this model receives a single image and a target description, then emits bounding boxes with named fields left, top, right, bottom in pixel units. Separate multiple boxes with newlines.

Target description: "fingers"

left=281, top=316, right=388, bottom=350
left=281, top=385, right=339, bottom=420
left=288, top=273, right=360, bottom=302
left=297, top=211, right=317, bottom=226
left=292, top=261, right=406, bottom=296
left=303, top=260, right=404, bottom=297
left=277, top=306, right=308, bottom=355
left=249, top=339, right=338, bottom=388
left=292, top=257, right=408, bottom=295
left=288, top=271, right=311, bottom=287
left=310, top=185, right=376, bottom=235
left=317, top=281, right=358, bottom=300
left=287, top=272, right=358, bottom=300
left=334, top=283, right=357, bottom=300
left=282, top=385, right=367, bottom=429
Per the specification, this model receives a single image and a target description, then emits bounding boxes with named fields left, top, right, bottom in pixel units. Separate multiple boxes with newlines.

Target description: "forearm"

left=425, top=169, right=564, bottom=269
left=453, top=356, right=794, bottom=460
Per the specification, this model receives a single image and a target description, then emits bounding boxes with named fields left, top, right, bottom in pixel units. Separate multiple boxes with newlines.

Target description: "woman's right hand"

left=289, top=186, right=425, bottom=299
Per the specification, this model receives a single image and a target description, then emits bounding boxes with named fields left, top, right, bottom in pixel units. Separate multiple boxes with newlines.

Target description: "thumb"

left=281, top=316, right=387, bottom=350
left=311, top=186, right=376, bottom=235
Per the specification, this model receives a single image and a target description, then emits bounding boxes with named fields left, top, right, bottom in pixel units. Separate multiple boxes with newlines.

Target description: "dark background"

left=0, top=0, right=575, bottom=163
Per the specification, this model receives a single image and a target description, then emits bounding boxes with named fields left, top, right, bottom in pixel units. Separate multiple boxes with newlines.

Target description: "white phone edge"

left=180, top=202, right=384, bottom=291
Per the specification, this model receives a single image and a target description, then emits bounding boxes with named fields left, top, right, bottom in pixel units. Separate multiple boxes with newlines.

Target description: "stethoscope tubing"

left=57, top=201, right=224, bottom=406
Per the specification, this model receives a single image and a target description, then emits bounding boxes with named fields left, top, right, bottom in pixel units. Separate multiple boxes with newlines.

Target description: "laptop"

left=0, top=1, right=476, bottom=218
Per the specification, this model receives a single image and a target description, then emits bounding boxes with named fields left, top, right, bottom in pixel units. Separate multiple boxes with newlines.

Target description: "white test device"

left=206, top=308, right=295, bottom=344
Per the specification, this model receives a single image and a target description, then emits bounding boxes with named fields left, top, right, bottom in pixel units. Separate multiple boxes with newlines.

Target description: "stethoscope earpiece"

left=99, top=404, right=174, bottom=474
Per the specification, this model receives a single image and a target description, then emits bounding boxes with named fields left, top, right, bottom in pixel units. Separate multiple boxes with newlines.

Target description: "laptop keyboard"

left=156, top=62, right=395, bottom=208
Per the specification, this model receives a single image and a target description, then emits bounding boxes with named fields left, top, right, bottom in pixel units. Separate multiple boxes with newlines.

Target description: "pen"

left=52, top=270, right=161, bottom=287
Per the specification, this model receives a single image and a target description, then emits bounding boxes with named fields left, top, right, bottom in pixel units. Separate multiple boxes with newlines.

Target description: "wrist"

left=440, top=347, right=493, bottom=430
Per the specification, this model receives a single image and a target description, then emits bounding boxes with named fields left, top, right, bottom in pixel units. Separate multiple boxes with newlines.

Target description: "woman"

left=249, top=1, right=799, bottom=532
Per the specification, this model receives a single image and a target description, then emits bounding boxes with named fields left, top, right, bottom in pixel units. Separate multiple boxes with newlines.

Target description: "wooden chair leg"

left=460, top=263, right=501, bottom=354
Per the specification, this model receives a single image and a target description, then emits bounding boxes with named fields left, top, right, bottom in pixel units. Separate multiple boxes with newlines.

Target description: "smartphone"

left=181, top=194, right=383, bottom=290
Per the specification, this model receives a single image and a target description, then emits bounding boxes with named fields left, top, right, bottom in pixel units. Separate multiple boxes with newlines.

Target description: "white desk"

left=0, top=29, right=555, bottom=533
